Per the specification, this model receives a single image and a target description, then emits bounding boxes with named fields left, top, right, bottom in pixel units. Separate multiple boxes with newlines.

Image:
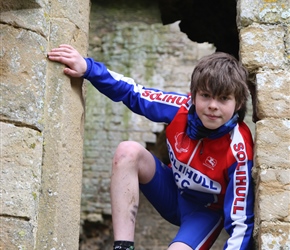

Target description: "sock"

left=113, top=240, right=134, bottom=250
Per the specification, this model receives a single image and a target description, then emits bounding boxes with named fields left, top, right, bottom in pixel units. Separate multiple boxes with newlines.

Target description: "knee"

left=113, top=141, right=143, bottom=168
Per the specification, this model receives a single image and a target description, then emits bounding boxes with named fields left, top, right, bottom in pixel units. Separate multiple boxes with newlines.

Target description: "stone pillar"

left=0, top=0, right=90, bottom=249
left=237, top=0, right=290, bottom=248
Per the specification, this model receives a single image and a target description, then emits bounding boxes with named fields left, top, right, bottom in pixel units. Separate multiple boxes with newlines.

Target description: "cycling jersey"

left=83, top=58, right=255, bottom=250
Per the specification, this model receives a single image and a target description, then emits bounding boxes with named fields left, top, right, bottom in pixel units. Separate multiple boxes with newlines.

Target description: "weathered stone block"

left=256, top=70, right=290, bottom=119
left=0, top=217, right=35, bottom=250
left=259, top=221, right=290, bottom=249
left=48, top=19, right=88, bottom=54
left=0, top=4, right=50, bottom=37
left=0, top=122, right=42, bottom=219
left=1, top=0, right=89, bottom=249
left=255, top=119, right=290, bottom=168
left=0, top=0, right=43, bottom=12
left=48, top=0, right=90, bottom=36
left=240, top=24, right=286, bottom=70
left=35, top=24, right=87, bottom=248
left=238, top=0, right=290, bottom=27
left=255, top=169, right=290, bottom=222
left=0, top=25, right=47, bottom=131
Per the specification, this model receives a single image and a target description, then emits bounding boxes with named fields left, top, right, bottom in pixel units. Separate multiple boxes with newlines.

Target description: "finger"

left=56, top=45, right=76, bottom=55
left=47, top=52, right=72, bottom=59
left=63, top=68, right=82, bottom=78
left=59, top=44, right=74, bottom=50
left=47, top=56, right=73, bottom=68
left=48, top=47, right=73, bottom=56
left=47, top=47, right=77, bottom=61
left=48, top=44, right=73, bottom=52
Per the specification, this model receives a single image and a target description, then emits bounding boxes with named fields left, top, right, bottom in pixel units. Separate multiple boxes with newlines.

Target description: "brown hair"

left=190, top=52, right=249, bottom=121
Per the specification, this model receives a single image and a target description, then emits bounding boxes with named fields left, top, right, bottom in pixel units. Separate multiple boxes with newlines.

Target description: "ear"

left=235, top=103, right=242, bottom=112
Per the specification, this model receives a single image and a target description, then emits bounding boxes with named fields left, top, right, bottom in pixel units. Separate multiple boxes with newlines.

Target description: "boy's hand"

left=47, top=44, right=87, bottom=78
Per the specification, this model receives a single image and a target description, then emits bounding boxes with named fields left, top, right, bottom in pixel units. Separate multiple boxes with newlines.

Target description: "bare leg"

left=168, top=242, right=193, bottom=250
left=110, top=141, right=156, bottom=241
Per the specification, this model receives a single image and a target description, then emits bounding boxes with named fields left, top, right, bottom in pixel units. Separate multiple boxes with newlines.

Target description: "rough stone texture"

left=48, top=0, right=89, bottom=34
left=0, top=3, right=50, bottom=37
left=255, top=168, right=290, bottom=222
left=240, top=24, right=286, bottom=71
left=0, top=0, right=44, bottom=12
left=0, top=217, right=35, bottom=250
left=238, top=0, right=290, bottom=27
left=35, top=16, right=89, bottom=250
left=0, top=123, right=42, bottom=219
left=0, top=0, right=90, bottom=249
left=238, top=0, right=290, bottom=249
left=0, top=123, right=42, bottom=249
left=2, top=0, right=289, bottom=249
left=0, top=24, right=47, bottom=131
left=259, top=221, right=290, bottom=249
left=255, top=119, right=290, bottom=170
left=256, top=71, right=290, bottom=119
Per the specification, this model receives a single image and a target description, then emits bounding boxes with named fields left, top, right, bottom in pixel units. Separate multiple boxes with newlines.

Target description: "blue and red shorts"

left=139, top=155, right=224, bottom=249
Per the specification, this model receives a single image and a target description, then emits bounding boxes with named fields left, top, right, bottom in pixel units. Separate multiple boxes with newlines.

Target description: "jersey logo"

left=174, top=132, right=190, bottom=153
left=141, top=90, right=188, bottom=107
left=203, top=156, right=217, bottom=170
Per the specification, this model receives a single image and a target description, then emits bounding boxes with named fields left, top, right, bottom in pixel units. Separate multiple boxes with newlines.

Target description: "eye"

left=219, top=95, right=234, bottom=101
left=220, top=96, right=229, bottom=101
left=200, top=92, right=211, bottom=98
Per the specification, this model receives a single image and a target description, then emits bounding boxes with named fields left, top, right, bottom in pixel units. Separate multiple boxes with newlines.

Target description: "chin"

left=203, top=123, right=221, bottom=130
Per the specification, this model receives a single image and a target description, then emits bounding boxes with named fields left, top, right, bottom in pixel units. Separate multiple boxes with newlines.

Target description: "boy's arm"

left=47, top=44, right=188, bottom=123
left=83, top=58, right=188, bottom=123
left=223, top=125, right=255, bottom=250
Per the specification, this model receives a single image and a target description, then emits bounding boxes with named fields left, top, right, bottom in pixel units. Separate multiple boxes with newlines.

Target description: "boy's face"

left=193, top=90, right=238, bottom=130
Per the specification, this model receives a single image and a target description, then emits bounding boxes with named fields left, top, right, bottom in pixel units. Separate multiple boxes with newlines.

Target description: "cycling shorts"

left=139, top=155, right=224, bottom=249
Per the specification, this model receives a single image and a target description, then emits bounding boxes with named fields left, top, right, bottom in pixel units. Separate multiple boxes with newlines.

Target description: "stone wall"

left=1, top=0, right=289, bottom=249
left=238, top=0, right=290, bottom=248
left=0, top=0, right=90, bottom=249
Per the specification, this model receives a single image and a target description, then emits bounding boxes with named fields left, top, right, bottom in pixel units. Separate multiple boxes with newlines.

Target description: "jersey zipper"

left=186, top=139, right=203, bottom=165
left=200, top=139, right=204, bottom=155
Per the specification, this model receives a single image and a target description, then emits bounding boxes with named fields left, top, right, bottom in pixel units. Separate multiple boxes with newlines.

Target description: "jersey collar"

left=186, top=105, right=238, bottom=140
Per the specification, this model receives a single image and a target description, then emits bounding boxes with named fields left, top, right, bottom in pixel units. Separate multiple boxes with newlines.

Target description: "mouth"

left=205, top=114, right=220, bottom=120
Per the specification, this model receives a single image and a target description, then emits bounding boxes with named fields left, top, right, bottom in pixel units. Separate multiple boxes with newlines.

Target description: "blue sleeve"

left=223, top=159, right=255, bottom=250
left=83, top=58, right=189, bottom=124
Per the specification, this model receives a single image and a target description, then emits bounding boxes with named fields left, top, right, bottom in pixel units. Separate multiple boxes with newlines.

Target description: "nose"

left=208, top=98, right=218, bottom=110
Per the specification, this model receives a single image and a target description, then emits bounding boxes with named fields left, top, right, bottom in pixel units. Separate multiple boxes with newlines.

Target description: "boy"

left=48, top=44, right=254, bottom=250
